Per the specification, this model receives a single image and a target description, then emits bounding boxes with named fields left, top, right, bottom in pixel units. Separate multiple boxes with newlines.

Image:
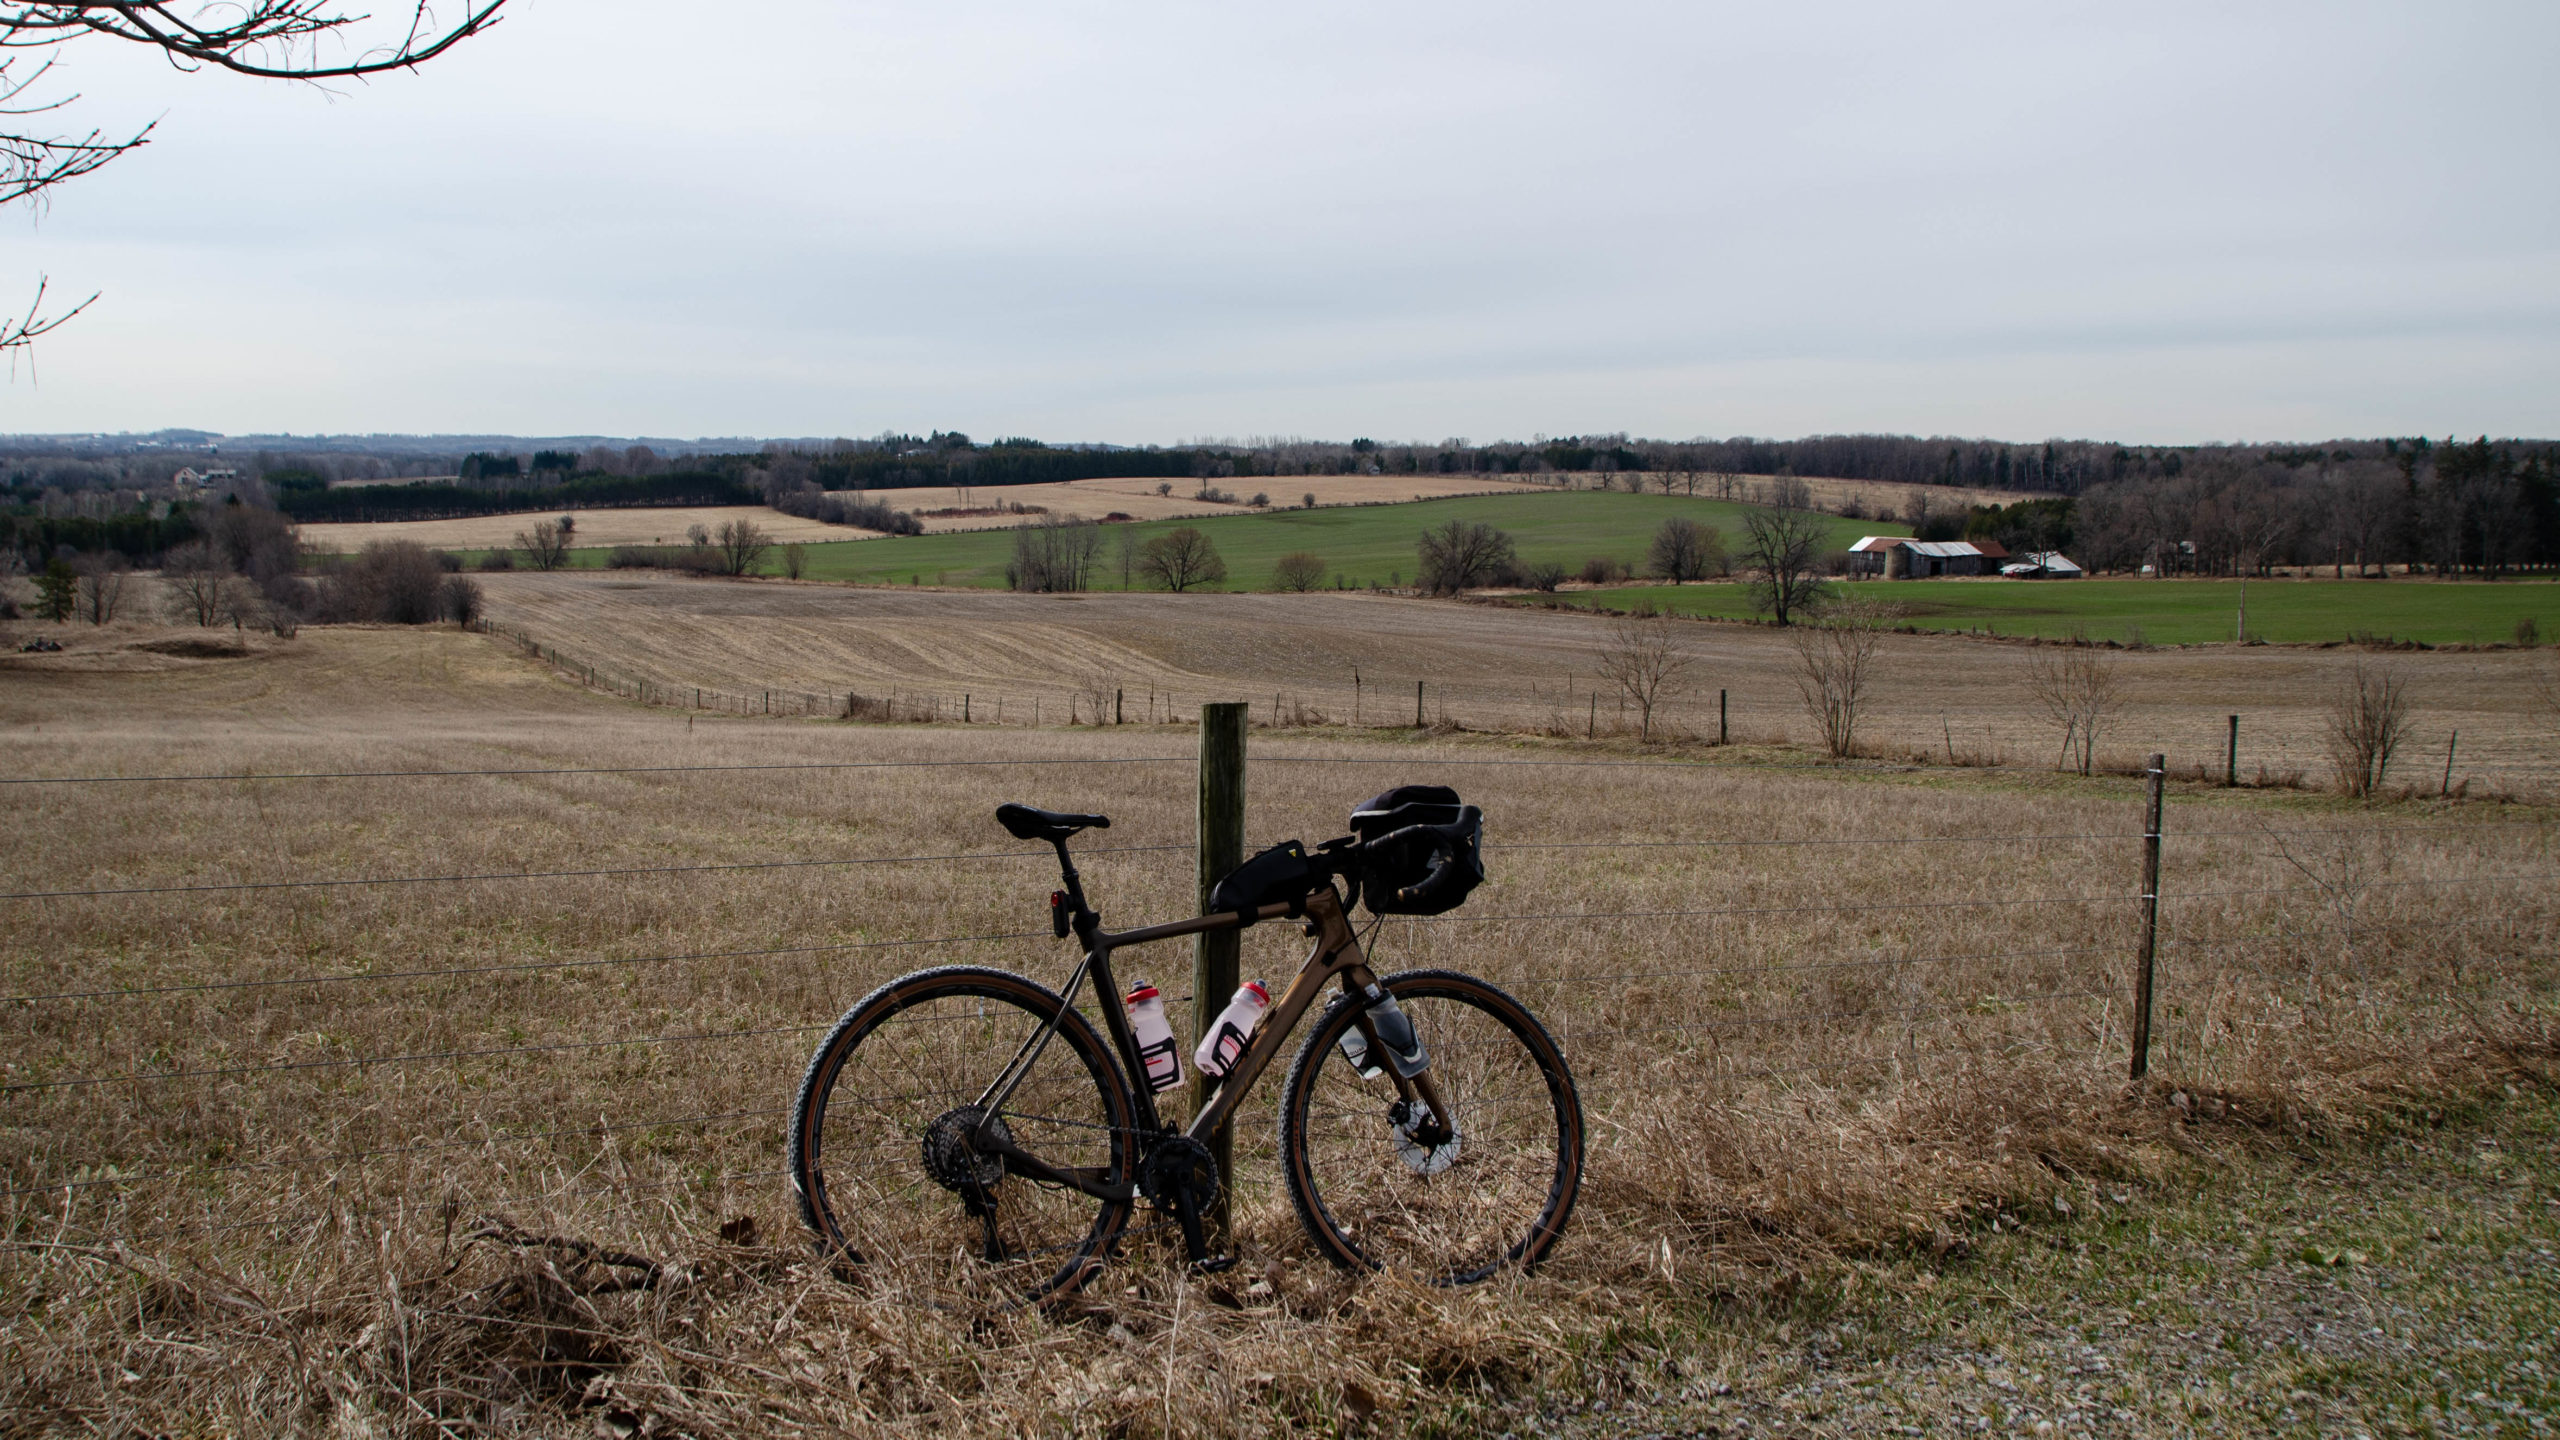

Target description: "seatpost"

left=1051, top=839, right=1096, bottom=935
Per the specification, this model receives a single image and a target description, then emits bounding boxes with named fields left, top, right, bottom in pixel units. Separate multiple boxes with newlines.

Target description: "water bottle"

left=1192, top=979, right=1270, bottom=1079
left=1356, top=983, right=1430, bottom=1078
left=1124, top=982, right=1182, bottom=1093
left=1336, top=1026, right=1386, bottom=1080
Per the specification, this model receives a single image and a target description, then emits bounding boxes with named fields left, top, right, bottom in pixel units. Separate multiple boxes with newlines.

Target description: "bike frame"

left=966, top=840, right=1452, bottom=1203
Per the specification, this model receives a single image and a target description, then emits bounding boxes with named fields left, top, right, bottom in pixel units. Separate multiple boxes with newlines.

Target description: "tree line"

left=1955, top=437, right=2560, bottom=576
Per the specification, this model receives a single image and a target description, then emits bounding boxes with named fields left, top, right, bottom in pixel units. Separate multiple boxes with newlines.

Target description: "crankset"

left=1139, top=1135, right=1236, bottom=1273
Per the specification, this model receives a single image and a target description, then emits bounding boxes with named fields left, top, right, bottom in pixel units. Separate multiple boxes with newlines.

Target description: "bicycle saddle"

left=995, top=803, right=1111, bottom=842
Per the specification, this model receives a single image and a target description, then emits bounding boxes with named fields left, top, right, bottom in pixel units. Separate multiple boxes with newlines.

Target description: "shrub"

left=317, top=539, right=447, bottom=624
left=477, top=547, right=516, bottom=571
left=1525, top=561, right=1567, bottom=592
left=1578, top=556, right=1627, bottom=585
left=1271, top=552, right=1325, bottom=592
left=2325, top=662, right=2413, bottom=797
left=439, top=575, right=484, bottom=627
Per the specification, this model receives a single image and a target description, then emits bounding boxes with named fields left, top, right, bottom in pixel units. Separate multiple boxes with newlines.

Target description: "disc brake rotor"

left=1388, top=1098, right=1460, bottom=1176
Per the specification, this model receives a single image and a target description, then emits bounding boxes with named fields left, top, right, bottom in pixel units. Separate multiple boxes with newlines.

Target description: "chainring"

left=1138, top=1134, right=1221, bottom=1213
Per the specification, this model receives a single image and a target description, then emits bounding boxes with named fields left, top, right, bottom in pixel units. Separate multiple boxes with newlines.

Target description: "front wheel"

left=788, top=965, right=1138, bottom=1309
left=1279, top=969, right=1583, bottom=1283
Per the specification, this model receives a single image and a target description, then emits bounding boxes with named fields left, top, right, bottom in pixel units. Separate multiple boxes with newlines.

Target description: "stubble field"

left=471, top=571, right=2560, bottom=797
left=2, top=605, right=2555, bottom=1435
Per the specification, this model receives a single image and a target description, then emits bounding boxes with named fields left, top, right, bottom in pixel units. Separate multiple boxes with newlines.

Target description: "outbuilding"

left=2000, top=551, right=2084, bottom=579
left=1847, top=537, right=1998, bottom=579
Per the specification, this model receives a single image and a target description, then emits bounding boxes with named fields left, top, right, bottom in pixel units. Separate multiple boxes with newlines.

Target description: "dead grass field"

left=297, top=505, right=882, bottom=554
left=2, top=617, right=2555, bottom=1435
left=471, top=570, right=2560, bottom=797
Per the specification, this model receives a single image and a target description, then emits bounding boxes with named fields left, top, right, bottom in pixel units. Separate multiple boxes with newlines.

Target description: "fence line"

left=0, top=843, right=1189, bottom=903
left=0, top=929, right=1053, bottom=1006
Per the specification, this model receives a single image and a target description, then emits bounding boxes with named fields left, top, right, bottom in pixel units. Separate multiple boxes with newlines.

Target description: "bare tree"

left=1791, top=599, right=1885, bottom=758
left=1739, top=504, right=1830, bottom=625
left=2, top=3, right=503, bottom=357
left=158, top=538, right=239, bottom=625
left=1594, top=608, right=1689, bottom=741
left=70, top=551, right=127, bottom=623
left=712, top=518, right=772, bottom=577
left=1011, top=515, right=1103, bottom=592
left=1646, top=517, right=1723, bottom=583
left=1271, top=551, right=1325, bottom=592
left=1138, top=526, right=1226, bottom=592
left=1415, top=519, right=1515, bottom=593
left=2324, top=661, right=2413, bottom=798
left=515, top=518, right=570, bottom=571
left=2026, top=646, right=2123, bottom=775
left=780, top=542, right=808, bottom=580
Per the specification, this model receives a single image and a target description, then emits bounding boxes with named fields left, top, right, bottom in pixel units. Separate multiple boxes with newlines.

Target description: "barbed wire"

left=2, top=1019, right=833, bottom=1096
left=0, top=844, right=1186, bottom=903
left=0, top=1106, right=792, bottom=1202
left=0, top=929, right=1051, bottom=1006
left=0, top=757, right=1197, bottom=786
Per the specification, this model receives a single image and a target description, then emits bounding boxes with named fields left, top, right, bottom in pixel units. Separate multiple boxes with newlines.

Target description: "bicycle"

left=787, top=789, right=1584, bottom=1309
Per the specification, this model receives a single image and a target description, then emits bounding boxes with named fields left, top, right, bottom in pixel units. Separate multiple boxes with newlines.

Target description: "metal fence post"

left=1192, top=702, right=1246, bottom=1240
left=2130, top=753, right=2165, bottom=1081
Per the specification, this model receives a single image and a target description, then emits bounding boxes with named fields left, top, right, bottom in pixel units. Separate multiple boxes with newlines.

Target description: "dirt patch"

left=297, top=504, right=882, bottom=554
left=130, top=637, right=253, bottom=659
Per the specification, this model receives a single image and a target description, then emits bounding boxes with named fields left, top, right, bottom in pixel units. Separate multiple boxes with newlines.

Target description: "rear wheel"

left=788, top=965, right=1137, bottom=1309
left=1279, top=969, right=1583, bottom=1283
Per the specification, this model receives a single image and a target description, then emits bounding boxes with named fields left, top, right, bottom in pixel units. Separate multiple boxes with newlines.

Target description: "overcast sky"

left=4, top=1, right=2556, bottom=444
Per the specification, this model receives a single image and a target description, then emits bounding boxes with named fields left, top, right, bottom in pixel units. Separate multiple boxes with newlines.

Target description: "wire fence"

left=3, top=745, right=2552, bottom=1251
left=455, top=616, right=2560, bottom=800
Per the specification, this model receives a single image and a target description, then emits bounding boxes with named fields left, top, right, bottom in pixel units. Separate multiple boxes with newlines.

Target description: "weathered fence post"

left=963, top=693, right=971, bottom=723
left=2443, top=730, right=2458, bottom=796
left=1192, top=702, right=1247, bottom=1241
left=1415, top=680, right=1425, bottom=727
left=1587, top=693, right=1596, bottom=739
left=2130, top=752, right=2166, bottom=1081
left=1720, top=688, right=1729, bottom=746
left=2226, top=714, right=2239, bottom=787
left=1116, top=688, right=1124, bottom=725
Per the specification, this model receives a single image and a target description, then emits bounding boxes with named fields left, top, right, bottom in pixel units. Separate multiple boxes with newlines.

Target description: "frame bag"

left=1208, top=839, right=1315, bottom=923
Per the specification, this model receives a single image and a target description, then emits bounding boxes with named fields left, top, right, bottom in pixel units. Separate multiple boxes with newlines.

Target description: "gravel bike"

left=786, top=792, right=1584, bottom=1308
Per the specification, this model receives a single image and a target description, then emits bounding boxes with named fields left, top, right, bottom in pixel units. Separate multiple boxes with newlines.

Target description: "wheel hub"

left=1388, top=1098, right=1460, bottom=1176
left=921, top=1106, right=1009, bottom=1194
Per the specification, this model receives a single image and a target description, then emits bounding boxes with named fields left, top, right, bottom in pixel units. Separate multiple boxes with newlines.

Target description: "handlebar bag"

left=1208, top=839, right=1315, bottom=920
left=1350, top=786, right=1485, bottom=916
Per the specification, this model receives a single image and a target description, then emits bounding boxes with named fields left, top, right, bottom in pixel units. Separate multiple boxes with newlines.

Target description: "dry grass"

left=467, top=571, right=2560, bottom=797
left=296, top=505, right=882, bottom=555
left=1, top=622, right=2554, bottom=1435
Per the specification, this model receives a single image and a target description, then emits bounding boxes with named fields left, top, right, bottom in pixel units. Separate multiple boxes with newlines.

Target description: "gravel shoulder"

left=1501, top=1089, right=2560, bottom=1440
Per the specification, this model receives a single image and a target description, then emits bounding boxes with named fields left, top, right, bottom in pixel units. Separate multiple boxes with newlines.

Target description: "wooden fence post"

left=2130, top=753, right=2166, bottom=1081
left=1720, top=689, right=1729, bottom=746
left=1414, top=680, right=1425, bottom=727
left=1192, top=702, right=1247, bottom=1242
left=2226, top=714, right=2239, bottom=787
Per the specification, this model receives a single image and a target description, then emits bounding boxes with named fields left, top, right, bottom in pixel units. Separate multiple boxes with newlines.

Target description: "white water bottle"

left=1125, top=982, right=1183, bottom=1093
left=1193, top=979, right=1270, bottom=1079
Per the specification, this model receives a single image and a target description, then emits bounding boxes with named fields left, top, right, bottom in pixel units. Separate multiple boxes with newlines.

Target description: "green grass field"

left=505, top=491, right=1893, bottom=591
left=1546, top=576, right=2560, bottom=646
